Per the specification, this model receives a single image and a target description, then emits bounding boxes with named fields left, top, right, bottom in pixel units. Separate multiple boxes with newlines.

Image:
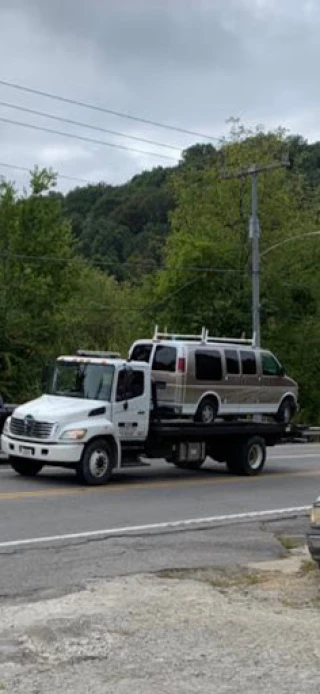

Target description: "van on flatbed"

left=1, top=350, right=297, bottom=486
left=129, top=328, right=298, bottom=425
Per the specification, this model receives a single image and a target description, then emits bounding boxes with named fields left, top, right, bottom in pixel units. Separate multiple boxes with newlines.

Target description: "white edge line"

left=0, top=506, right=311, bottom=550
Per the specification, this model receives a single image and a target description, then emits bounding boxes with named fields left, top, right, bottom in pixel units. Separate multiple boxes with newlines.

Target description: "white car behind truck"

left=1, top=350, right=296, bottom=485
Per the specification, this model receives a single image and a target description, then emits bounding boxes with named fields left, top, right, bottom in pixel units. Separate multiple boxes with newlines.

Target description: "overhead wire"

left=0, top=252, right=242, bottom=273
left=0, top=78, right=223, bottom=143
left=0, top=116, right=179, bottom=161
left=0, top=100, right=181, bottom=152
left=0, top=161, right=94, bottom=185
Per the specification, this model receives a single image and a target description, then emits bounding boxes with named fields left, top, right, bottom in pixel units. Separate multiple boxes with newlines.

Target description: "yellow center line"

left=0, top=468, right=319, bottom=501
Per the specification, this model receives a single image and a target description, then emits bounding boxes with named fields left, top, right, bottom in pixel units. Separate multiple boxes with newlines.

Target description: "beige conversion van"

left=128, top=328, right=298, bottom=424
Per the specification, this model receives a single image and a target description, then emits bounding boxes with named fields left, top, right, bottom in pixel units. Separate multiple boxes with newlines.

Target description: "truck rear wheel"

left=76, top=438, right=116, bottom=486
left=226, top=436, right=266, bottom=476
left=9, top=457, right=43, bottom=477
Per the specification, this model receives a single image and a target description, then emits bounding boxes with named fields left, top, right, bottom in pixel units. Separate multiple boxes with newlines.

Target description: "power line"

left=0, top=101, right=181, bottom=152
left=0, top=252, right=242, bottom=273
left=0, top=161, right=94, bottom=185
left=0, top=116, right=179, bottom=161
left=0, top=78, right=223, bottom=143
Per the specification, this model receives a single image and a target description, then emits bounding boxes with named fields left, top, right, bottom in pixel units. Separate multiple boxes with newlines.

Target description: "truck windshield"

left=50, top=361, right=115, bottom=401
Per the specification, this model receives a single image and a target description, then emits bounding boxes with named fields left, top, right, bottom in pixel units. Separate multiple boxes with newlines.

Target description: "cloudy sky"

left=0, top=0, right=319, bottom=192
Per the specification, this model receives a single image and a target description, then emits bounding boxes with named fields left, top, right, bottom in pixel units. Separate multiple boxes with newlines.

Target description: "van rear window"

left=130, top=344, right=152, bottom=363
left=195, top=351, right=222, bottom=381
left=152, top=346, right=177, bottom=372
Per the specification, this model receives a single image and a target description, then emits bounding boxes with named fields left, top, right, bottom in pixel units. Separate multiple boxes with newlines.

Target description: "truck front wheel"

left=226, top=436, right=266, bottom=476
left=9, top=457, right=43, bottom=477
left=76, top=438, right=116, bottom=486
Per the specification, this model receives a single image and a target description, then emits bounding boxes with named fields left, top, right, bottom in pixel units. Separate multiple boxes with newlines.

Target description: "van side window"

left=195, top=351, right=222, bottom=381
left=152, top=346, right=176, bottom=372
left=262, top=353, right=282, bottom=376
left=130, top=344, right=152, bottom=363
left=240, top=351, right=257, bottom=375
left=225, top=349, right=240, bottom=375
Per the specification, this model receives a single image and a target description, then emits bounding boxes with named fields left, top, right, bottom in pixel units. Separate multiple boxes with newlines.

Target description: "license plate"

left=19, top=446, right=35, bottom=457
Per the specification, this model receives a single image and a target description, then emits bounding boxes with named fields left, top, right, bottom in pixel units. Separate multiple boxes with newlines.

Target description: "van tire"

left=275, top=397, right=296, bottom=425
left=195, top=397, right=218, bottom=425
left=9, top=457, right=43, bottom=477
left=226, top=436, right=266, bottom=476
left=76, top=438, right=115, bottom=486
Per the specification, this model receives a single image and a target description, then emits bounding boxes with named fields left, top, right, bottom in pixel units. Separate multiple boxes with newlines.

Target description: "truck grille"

left=10, top=417, right=54, bottom=440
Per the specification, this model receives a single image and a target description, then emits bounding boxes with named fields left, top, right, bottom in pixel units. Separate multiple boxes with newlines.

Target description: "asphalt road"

left=0, top=443, right=318, bottom=599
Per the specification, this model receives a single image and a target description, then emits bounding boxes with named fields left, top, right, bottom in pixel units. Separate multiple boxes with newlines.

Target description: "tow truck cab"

left=1, top=352, right=153, bottom=482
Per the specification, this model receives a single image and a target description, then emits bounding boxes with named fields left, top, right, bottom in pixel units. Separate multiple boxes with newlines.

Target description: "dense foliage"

left=1, top=124, right=320, bottom=422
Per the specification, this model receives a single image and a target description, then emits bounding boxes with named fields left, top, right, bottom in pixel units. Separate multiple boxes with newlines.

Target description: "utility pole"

left=221, top=159, right=289, bottom=347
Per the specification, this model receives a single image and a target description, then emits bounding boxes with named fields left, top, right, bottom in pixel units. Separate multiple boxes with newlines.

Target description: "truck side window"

left=225, top=349, right=240, bottom=375
left=262, top=353, right=282, bottom=376
left=152, top=346, right=177, bottom=372
left=116, top=370, right=144, bottom=401
left=195, top=351, right=222, bottom=381
left=127, top=371, right=144, bottom=399
left=240, top=351, right=257, bottom=375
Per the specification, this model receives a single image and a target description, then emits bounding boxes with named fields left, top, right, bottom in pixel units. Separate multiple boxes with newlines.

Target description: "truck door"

left=112, top=368, right=149, bottom=441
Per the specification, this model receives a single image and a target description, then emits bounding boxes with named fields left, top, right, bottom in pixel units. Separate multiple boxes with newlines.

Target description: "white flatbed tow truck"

left=1, top=350, right=294, bottom=485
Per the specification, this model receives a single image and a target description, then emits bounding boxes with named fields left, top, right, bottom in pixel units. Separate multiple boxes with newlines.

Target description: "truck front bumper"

left=1, top=434, right=84, bottom=466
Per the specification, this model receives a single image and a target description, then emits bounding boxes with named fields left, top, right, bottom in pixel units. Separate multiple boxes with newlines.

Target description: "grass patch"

left=156, top=568, right=263, bottom=589
left=300, top=559, right=317, bottom=575
left=277, top=535, right=304, bottom=551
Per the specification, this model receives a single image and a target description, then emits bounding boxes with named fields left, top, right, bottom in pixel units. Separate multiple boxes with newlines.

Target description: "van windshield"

left=130, top=344, right=152, bottom=363
left=49, top=361, right=115, bottom=401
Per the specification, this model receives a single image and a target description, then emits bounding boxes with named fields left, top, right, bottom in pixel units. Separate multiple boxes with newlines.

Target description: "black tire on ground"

left=275, top=397, right=296, bottom=425
left=76, top=437, right=116, bottom=486
left=225, top=436, right=266, bottom=476
left=195, top=397, right=218, bottom=425
left=9, top=456, right=43, bottom=477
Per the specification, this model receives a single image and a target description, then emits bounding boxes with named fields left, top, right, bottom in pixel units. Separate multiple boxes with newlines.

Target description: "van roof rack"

left=76, top=350, right=121, bottom=359
left=152, top=326, right=254, bottom=346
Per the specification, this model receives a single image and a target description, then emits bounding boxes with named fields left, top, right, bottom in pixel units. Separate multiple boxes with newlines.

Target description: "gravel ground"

left=0, top=556, right=319, bottom=693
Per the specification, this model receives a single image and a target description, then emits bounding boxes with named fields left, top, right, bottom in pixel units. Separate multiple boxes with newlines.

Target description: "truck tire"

left=76, top=438, right=116, bottom=486
left=9, top=457, right=43, bottom=477
left=195, top=397, right=218, bottom=424
left=275, top=397, right=296, bottom=425
left=226, top=436, right=266, bottom=476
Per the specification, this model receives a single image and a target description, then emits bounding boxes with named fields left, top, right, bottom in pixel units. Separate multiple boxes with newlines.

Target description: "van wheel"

left=9, top=457, right=43, bottom=477
left=275, top=398, right=296, bottom=425
left=76, top=438, right=115, bottom=486
left=226, top=436, right=266, bottom=476
left=195, top=397, right=218, bottom=424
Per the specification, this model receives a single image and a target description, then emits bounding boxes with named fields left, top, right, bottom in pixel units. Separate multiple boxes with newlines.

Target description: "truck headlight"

left=310, top=504, right=320, bottom=526
left=2, top=417, right=11, bottom=435
left=59, top=429, right=87, bottom=441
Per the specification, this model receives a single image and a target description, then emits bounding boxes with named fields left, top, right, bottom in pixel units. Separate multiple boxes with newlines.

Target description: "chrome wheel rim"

left=283, top=405, right=292, bottom=424
left=88, top=449, right=109, bottom=478
left=248, top=444, right=263, bottom=470
left=202, top=405, right=215, bottom=424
